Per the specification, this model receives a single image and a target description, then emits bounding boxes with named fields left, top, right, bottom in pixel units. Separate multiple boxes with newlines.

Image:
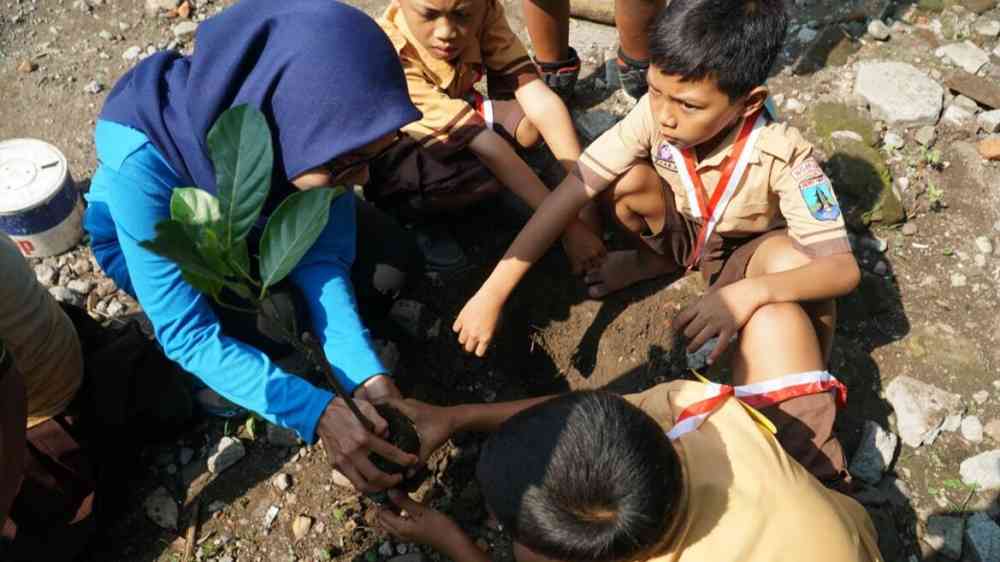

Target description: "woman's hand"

left=315, top=397, right=418, bottom=493
left=672, top=279, right=767, bottom=365
left=383, top=398, right=455, bottom=462
left=453, top=290, right=504, bottom=357
left=378, top=491, right=465, bottom=553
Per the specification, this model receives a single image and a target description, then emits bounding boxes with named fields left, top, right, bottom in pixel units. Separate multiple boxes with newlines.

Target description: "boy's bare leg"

left=586, top=163, right=677, bottom=298
left=615, top=0, right=665, bottom=62
left=522, top=0, right=570, bottom=62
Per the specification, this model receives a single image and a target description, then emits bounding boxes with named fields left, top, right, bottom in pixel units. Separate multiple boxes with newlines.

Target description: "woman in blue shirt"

left=84, top=0, right=423, bottom=492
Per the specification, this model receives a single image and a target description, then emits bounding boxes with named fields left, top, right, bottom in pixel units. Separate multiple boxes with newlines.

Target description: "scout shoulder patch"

left=799, top=176, right=841, bottom=221
left=653, top=141, right=678, bottom=172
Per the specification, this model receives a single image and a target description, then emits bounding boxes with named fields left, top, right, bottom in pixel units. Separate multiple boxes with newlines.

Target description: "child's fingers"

left=475, top=339, right=489, bottom=357
left=378, top=507, right=404, bottom=535
left=682, top=313, right=708, bottom=341
left=687, top=324, right=718, bottom=354
left=673, top=304, right=697, bottom=331
left=707, top=330, right=733, bottom=365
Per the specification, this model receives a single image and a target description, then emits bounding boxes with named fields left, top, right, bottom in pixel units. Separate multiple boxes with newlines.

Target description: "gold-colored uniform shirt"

left=378, top=0, right=538, bottom=156
left=626, top=381, right=882, bottom=562
left=576, top=96, right=851, bottom=257
left=0, top=233, right=83, bottom=428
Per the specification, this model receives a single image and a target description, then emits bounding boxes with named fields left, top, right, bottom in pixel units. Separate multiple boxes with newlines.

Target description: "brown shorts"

left=760, top=393, right=851, bottom=492
left=640, top=176, right=786, bottom=291
left=366, top=95, right=527, bottom=206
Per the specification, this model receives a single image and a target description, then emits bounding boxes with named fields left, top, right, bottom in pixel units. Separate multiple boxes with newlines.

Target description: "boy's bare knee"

left=514, top=118, right=540, bottom=148
left=745, top=302, right=812, bottom=339
left=734, top=302, right=824, bottom=382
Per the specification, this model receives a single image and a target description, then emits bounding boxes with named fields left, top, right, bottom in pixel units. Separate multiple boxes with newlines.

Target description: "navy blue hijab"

left=100, top=0, right=420, bottom=199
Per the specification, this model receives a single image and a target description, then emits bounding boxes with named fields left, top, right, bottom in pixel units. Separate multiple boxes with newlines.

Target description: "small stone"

left=975, top=236, right=994, bottom=255
left=266, top=423, right=301, bottom=447
left=849, top=421, right=898, bottom=484
left=979, top=137, right=1000, bottom=160
left=122, top=46, right=142, bottom=61
left=70, top=258, right=91, bottom=275
left=902, top=222, right=919, bottom=236
left=974, top=19, right=1000, bottom=38
left=17, top=60, right=37, bottom=74
left=954, top=94, right=982, bottom=113
left=145, top=0, right=179, bottom=16
left=831, top=130, right=865, bottom=143
left=34, top=264, right=57, bottom=286
left=868, top=19, right=891, bottom=40
left=144, top=486, right=179, bottom=529
left=172, top=21, right=198, bottom=39
left=379, top=542, right=395, bottom=557
left=978, top=110, right=1000, bottom=133
left=273, top=473, right=292, bottom=491
left=207, top=436, right=245, bottom=474
left=960, top=449, right=1000, bottom=490
left=331, top=469, right=354, bottom=490
left=941, top=104, right=976, bottom=129
left=965, top=512, right=1000, bottom=562
left=82, top=80, right=103, bottom=95
left=873, top=260, right=888, bottom=276
left=925, top=515, right=964, bottom=560
left=67, top=279, right=94, bottom=294
left=985, top=419, right=1000, bottom=441
left=292, top=515, right=313, bottom=541
left=885, top=376, right=963, bottom=447
left=951, top=273, right=968, bottom=287
left=943, top=413, right=964, bottom=433
left=883, top=131, right=905, bottom=149
left=976, top=254, right=988, bottom=267
left=915, top=125, right=937, bottom=146
left=963, top=416, right=985, bottom=443
left=262, top=505, right=280, bottom=531
left=785, top=98, right=805, bottom=114
left=105, top=300, right=125, bottom=316
left=49, top=286, right=84, bottom=307
left=938, top=41, right=991, bottom=74
left=897, top=177, right=910, bottom=191
left=798, top=27, right=818, bottom=42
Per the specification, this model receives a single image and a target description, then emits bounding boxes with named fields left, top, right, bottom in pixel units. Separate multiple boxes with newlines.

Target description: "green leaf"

left=139, top=220, right=230, bottom=284
left=227, top=238, right=253, bottom=283
left=207, top=104, right=274, bottom=248
left=181, top=270, right=224, bottom=300
left=170, top=187, right=221, bottom=226
left=258, top=188, right=340, bottom=291
left=197, top=227, right=235, bottom=278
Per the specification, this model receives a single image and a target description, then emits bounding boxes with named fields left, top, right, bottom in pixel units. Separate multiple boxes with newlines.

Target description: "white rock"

left=925, top=515, right=964, bottom=560
left=145, top=0, right=179, bottom=16
left=207, top=436, right=245, bottom=474
left=831, top=130, right=865, bottom=143
left=292, top=515, right=313, bottom=540
left=122, top=45, right=141, bottom=61
left=976, top=236, right=994, bottom=254
left=105, top=300, right=125, bottom=316
left=978, top=110, right=1000, bottom=133
left=962, top=416, right=985, bottom=443
left=965, top=512, right=1000, bottom=562
left=974, top=19, right=1000, bottom=38
left=82, top=80, right=102, bottom=95
left=885, top=376, right=963, bottom=447
left=952, top=273, right=968, bottom=287
left=273, top=473, right=292, bottom=491
left=938, top=41, right=991, bottom=74
left=941, top=104, right=976, bottom=129
left=798, top=27, right=818, bottom=42
left=916, top=125, right=938, bottom=146
left=954, top=95, right=982, bottom=113
left=960, top=449, right=1000, bottom=490
left=868, top=19, right=891, bottom=40
left=975, top=254, right=987, bottom=267
left=49, top=286, right=83, bottom=307
left=855, top=62, right=944, bottom=126
left=331, top=468, right=355, bottom=490
left=785, top=98, right=805, bottom=114
left=848, top=421, right=898, bottom=484
left=943, top=413, right=964, bottom=432
left=172, top=21, right=198, bottom=39
left=34, top=264, right=57, bottom=286
left=883, top=131, right=905, bottom=149
left=143, top=486, right=179, bottom=529
left=974, top=390, right=990, bottom=404
left=66, top=279, right=94, bottom=294
left=263, top=505, right=280, bottom=531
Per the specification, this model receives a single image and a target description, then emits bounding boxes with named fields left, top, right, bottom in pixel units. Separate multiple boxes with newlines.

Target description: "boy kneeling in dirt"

left=453, top=0, right=861, bottom=488
left=377, top=385, right=882, bottom=562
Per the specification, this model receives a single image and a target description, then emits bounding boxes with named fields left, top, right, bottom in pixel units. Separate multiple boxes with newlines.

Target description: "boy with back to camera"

left=453, top=0, right=862, bottom=488
left=375, top=386, right=883, bottom=562
left=372, top=0, right=605, bottom=273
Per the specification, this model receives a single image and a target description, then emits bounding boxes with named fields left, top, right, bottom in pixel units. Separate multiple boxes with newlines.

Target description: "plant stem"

left=213, top=299, right=259, bottom=315
left=300, top=332, right=375, bottom=434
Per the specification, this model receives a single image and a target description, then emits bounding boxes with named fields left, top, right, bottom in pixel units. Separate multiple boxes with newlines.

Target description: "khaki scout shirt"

left=625, top=381, right=882, bottom=562
left=378, top=0, right=538, bottom=156
left=0, top=233, right=83, bottom=429
left=576, top=96, right=851, bottom=256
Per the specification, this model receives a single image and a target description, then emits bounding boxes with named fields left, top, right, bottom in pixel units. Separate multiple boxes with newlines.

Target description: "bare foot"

left=584, top=249, right=679, bottom=298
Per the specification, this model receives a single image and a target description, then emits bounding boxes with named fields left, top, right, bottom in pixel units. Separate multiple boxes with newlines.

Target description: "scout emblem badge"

left=665, top=110, right=767, bottom=270
left=792, top=157, right=841, bottom=221
left=653, top=141, right=678, bottom=171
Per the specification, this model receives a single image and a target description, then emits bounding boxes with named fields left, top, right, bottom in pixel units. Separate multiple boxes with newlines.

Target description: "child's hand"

left=561, top=224, right=606, bottom=275
left=453, top=291, right=503, bottom=357
left=382, top=398, right=455, bottom=462
left=672, top=279, right=767, bottom=365
left=378, top=490, right=464, bottom=552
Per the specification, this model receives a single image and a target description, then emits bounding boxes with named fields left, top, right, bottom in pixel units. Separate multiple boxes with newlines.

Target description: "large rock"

left=848, top=421, right=898, bottom=484
left=978, top=110, right=1000, bottom=133
left=925, top=515, right=964, bottom=560
left=811, top=103, right=878, bottom=146
left=885, top=376, right=962, bottom=447
left=946, top=73, right=1000, bottom=110
left=143, top=486, right=179, bottom=530
left=941, top=104, right=977, bottom=129
left=855, top=62, right=943, bottom=126
left=823, top=139, right=904, bottom=226
left=207, top=436, right=246, bottom=474
left=937, top=42, right=991, bottom=74
left=960, top=450, right=1000, bottom=490
left=965, top=513, right=1000, bottom=562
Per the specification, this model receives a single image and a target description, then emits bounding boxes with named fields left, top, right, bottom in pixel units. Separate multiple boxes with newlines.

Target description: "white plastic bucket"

left=0, top=138, right=83, bottom=258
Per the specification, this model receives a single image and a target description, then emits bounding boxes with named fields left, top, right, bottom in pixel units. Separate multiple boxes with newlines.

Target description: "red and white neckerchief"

left=666, top=370, right=848, bottom=441
left=665, top=110, right=768, bottom=269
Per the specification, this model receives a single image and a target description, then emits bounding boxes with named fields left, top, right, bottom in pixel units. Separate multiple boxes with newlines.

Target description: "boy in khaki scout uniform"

left=453, top=0, right=862, bottom=488
left=372, top=0, right=605, bottom=272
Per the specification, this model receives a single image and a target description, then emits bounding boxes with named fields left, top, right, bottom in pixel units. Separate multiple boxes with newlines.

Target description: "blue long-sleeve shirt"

left=86, top=120, right=384, bottom=442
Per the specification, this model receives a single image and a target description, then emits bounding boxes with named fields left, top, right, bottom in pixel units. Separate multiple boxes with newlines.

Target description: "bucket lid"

left=0, top=138, right=70, bottom=215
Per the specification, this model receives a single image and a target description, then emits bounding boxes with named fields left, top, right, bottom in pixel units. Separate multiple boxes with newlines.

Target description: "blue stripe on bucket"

left=0, top=181, right=79, bottom=235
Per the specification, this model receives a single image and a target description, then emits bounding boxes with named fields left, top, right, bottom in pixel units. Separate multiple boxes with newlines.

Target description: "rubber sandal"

left=535, top=47, right=581, bottom=102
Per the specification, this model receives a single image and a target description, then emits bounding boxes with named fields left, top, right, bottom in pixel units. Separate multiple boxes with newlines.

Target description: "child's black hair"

left=476, top=391, right=683, bottom=562
left=649, top=0, right=789, bottom=100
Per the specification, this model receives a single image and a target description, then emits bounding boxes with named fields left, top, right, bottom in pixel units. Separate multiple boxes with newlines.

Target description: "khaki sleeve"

left=773, top=137, right=851, bottom=257
left=572, top=96, right=656, bottom=193
left=399, top=56, right=487, bottom=156
left=480, top=0, right=538, bottom=95
left=624, top=382, right=684, bottom=432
